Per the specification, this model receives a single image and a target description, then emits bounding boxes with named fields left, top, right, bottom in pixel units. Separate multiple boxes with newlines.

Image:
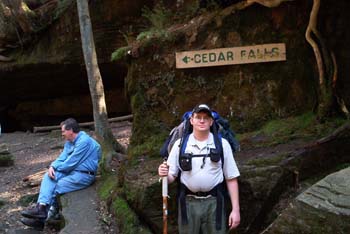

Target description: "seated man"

left=20, top=118, right=101, bottom=229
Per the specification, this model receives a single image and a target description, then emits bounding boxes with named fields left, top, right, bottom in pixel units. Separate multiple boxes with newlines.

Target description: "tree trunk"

left=76, top=0, right=125, bottom=169
left=305, top=0, right=340, bottom=120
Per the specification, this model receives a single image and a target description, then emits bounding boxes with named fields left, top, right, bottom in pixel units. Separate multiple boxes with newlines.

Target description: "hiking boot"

left=20, top=203, right=48, bottom=219
left=20, top=217, right=45, bottom=231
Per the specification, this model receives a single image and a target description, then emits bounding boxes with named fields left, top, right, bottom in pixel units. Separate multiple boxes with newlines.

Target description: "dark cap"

left=192, top=104, right=213, bottom=118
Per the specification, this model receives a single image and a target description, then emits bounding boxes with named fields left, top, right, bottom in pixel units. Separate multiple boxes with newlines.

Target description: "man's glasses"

left=193, top=116, right=211, bottom=122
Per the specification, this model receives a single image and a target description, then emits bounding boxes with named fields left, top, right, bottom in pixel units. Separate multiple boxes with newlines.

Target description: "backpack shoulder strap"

left=211, top=120, right=224, bottom=167
left=217, top=134, right=224, bottom=168
left=179, top=133, right=190, bottom=157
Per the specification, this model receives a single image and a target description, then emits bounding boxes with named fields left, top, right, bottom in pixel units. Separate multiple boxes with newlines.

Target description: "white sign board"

left=175, top=43, right=286, bottom=69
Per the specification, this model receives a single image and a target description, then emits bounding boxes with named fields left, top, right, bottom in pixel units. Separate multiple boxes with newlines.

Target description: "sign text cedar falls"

left=175, top=43, right=286, bottom=69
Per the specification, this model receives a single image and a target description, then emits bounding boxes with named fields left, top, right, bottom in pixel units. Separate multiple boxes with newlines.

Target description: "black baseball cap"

left=192, top=104, right=213, bottom=118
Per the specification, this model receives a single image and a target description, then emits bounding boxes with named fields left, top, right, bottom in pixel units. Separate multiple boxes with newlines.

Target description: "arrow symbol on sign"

left=182, top=56, right=190, bottom=64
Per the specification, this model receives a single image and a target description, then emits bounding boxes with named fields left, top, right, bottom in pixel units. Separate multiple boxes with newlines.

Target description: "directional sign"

left=175, top=43, right=286, bottom=69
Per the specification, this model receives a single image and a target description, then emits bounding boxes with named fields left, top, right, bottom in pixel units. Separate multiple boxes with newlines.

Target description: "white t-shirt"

left=167, top=133, right=240, bottom=192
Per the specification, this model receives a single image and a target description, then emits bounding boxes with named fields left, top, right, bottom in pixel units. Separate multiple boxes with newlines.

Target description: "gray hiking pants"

left=178, top=196, right=226, bottom=234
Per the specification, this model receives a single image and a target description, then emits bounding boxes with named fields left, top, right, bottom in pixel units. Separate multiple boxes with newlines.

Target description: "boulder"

left=59, top=184, right=103, bottom=234
left=262, top=167, right=350, bottom=234
left=297, top=166, right=350, bottom=216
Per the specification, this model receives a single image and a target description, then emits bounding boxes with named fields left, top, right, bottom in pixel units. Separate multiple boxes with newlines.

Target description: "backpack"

left=160, top=110, right=239, bottom=160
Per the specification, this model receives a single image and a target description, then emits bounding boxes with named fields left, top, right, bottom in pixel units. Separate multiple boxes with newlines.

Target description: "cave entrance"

left=0, top=63, right=131, bottom=133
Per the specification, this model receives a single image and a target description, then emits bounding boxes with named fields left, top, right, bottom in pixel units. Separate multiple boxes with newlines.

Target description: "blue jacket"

left=51, top=131, right=101, bottom=173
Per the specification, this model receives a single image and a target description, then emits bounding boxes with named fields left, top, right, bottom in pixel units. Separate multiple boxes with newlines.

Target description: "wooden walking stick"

left=162, top=161, right=168, bottom=234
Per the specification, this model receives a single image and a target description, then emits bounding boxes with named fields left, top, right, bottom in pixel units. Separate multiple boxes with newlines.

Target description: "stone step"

left=59, top=184, right=103, bottom=234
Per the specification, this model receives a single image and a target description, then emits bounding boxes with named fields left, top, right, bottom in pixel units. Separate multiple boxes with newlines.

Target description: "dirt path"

left=0, top=121, right=131, bottom=233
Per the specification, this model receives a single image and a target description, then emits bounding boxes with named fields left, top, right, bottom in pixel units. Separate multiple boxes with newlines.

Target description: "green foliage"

left=134, top=1, right=174, bottom=44
left=112, top=197, right=152, bottom=234
left=136, top=30, right=169, bottom=41
left=136, top=31, right=154, bottom=41
left=142, top=2, right=172, bottom=31
left=111, top=46, right=130, bottom=62
left=110, top=27, right=135, bottom=62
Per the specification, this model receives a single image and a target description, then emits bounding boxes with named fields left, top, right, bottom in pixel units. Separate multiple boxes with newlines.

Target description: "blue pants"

left=37, top=171, right=95, bottom=205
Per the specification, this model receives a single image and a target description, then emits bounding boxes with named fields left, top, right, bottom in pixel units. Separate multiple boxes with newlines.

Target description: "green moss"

left=112, top=197, right=152, bottom=234
left=122, top=183, right=138, bottom=204
left=97, top=174, right=152, bottom=233
left=129, top=132, right=167, bottom=160
left=310, top=117, right=348, bottom=136
left=262, top=112, right=315, bottom=137
left=130, top=93, right=144, bottom=111
left=128, top=86, right=170, bottom=159
left=239, top=113, right=348, bottom=148
left=98, top=144, right=116, bottom=174
left=247, top=153, right=289, bottom=167
left=0, top=154, right=14, bottom=167
left=97, top=174, right=119, bottom=201
left=262, top=112, right=347, bottom=141
left=18, top=194, right=38, bottom=206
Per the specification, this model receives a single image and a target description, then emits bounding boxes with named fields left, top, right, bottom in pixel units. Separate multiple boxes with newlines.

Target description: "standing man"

left=158, top=104, right=240, bottom=234
left=20, top=118, right=101, bottom=229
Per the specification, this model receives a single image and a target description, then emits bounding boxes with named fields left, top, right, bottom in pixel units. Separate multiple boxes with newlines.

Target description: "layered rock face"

left=0, top=0, right=152, bottom=131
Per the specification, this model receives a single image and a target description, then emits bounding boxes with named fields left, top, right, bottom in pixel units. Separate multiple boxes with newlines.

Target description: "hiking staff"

left=162, top=160, right=168, bottom=234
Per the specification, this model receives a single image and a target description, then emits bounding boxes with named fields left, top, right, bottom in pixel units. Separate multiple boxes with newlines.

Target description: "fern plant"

left=141, top=1, right=172, bottom=31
